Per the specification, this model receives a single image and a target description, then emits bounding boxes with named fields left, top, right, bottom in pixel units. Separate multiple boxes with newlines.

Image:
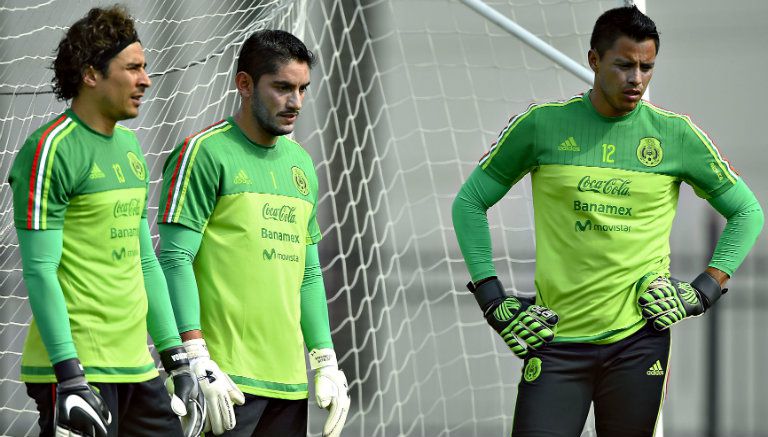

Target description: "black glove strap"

left=691, top=272, right=727, bottom=310
left=160, top=345, right=190, bottom=371
left=466, top=276, right=507, bottom=312
left=53, top=358, right=85, bottom=383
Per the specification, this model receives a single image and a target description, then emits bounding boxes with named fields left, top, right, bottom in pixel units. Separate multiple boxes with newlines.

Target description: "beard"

left=250, top=93, right=295, bottom=138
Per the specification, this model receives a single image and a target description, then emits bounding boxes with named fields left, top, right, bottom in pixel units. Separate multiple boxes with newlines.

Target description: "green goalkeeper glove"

left=467, top=277, right=558, bottom=358
left=637, top=272, right=727, bottom=331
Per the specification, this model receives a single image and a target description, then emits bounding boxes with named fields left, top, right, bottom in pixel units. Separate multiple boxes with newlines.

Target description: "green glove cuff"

left=691, top=272, right=727, bottom=310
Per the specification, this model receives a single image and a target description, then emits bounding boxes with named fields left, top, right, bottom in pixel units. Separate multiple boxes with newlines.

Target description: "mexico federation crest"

left=292, top=166, right=309, bottom=196
left=636, top=137, right=663, bottom=167
left=126, top=152, right=146, bottom=181
left=524, top=357, right=542, bottom=383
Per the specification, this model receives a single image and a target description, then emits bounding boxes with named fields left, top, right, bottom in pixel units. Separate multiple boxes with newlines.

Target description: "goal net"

left=0, top=0, right=609, bottom=435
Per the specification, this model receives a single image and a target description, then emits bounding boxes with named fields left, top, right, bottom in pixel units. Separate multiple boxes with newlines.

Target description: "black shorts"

left=26, top=376, right=183, bottom=437
left=219, top=394, right=308, bottom=437
left=512, top=323, right=671, bottom=437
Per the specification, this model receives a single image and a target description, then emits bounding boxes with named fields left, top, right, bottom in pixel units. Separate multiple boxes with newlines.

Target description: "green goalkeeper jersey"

left=159, top=117, right=321, bottom=399
left=9, top=110, right=158, bottom=382
left=478, top=92, right=739, bottom=343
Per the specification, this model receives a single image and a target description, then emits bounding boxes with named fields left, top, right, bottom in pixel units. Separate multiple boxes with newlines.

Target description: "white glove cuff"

left=182, top=338, right=210, bottom=361
left=309, top=348, right=338, bottom=370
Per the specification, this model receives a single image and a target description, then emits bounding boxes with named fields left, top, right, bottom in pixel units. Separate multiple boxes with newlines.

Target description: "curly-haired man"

left=9, top=5, right=201, bottom=436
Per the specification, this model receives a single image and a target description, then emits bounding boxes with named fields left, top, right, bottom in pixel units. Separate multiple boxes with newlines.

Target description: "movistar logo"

left=558, top=136, right=580, bottom=152
left=262, top=248, right=300, bottom=263
left=89, top=163, right=105, bottom=179
left=577, top=176, right=631, bottom=197
left=233, top=169, right=251, bottom=185
left=575, top=219, right=592, bottom=232
left=647, top=360, right=664, bottom=376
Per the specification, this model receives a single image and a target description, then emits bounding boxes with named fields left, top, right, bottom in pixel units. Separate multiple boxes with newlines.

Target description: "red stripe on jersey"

left=161, top=119, right=226, bottom=222
left=26, top=115, right=67, bottom=229
left=161, top=136, right=192, bottom=222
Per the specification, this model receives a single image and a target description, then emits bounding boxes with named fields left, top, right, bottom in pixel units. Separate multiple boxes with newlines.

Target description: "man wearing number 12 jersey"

left=452, top=6, right=763, bottom=436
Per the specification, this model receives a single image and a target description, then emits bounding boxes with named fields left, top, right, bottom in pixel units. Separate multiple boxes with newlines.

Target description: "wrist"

left=309, top=348, right=338, bottom=371
left=53, top=358, right=84, bottom=384
left=466, top=277, right=508, bottom=314
left=160, top=345, right=190, bottom=371
left=182, top=338, right=210, bottom=361
left=691, top=272, right=728, bottom=310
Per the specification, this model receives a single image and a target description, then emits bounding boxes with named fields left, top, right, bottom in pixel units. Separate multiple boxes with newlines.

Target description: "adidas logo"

left=558, top=136, right=580, bottom=152
left=646, top=360, right=664, bottom=376
left=233, top=169, right=251, bottom=185
left=89, top=163, right=105, bottom=179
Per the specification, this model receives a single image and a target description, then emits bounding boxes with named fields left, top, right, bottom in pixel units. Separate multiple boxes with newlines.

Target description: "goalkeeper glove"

left=53, top=358, right=111, bottom=437
left=467, top=277, right=558, bottom=359
left=184, top=338, right=245, bottom=435
left=310, top=349, right=350, bottom=437
left=160, top=346, right=205, bottom=437
left=637, top=271, right=727, bottom=331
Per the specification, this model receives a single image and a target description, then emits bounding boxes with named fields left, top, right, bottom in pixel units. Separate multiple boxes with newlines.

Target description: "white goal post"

left=1, top=1, right=624, bottom=436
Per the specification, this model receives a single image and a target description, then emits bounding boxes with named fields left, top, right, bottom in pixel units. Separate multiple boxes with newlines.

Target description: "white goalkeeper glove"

left=184, top=338, right=245, bottom=435
left=53, top=359, right=111, bottom=437
left=310, top=349, right=350, bottom=437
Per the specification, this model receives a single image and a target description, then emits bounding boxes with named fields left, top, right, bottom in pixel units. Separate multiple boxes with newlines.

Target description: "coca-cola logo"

left=113, top=199, right=141, bottom=217
left=577, top=176, right=631, bottom=197
left=262, top=203, right=297, bottom=224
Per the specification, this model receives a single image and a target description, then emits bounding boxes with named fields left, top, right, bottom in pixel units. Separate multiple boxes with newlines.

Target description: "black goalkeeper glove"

left=467, top=277, right=559, bottom=358
left=161, top=346, right=205, bottom=437
left=637, top=271, right=727, bottom=331
left=53, top=359, right=111, bottom=437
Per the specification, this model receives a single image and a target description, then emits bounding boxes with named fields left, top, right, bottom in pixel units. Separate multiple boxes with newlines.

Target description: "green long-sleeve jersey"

left=9, top=110, right=181, bottom=382
left=158, top=117, right=332, bottom=399
left=453, top=91, right=763, bottom=344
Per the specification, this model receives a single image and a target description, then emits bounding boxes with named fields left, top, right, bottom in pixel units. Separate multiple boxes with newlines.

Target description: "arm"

left=452, top=167, right=558, bottom=358
left=452, top=167, right=512, bottom=282
left=141, top=218, right=183, bottom=351
left=706, top=178, right=764, bottom=285
left=158, top=222, right=243, bottom=435
left=16, top=229, right=76, bottom=364
left=300, top=243, right=333, bottom=350
left=17, top=231, right=111, bottom=435
left=638, top=180, right=764, bottom=330
left=302, top=243, right=350, bottom=437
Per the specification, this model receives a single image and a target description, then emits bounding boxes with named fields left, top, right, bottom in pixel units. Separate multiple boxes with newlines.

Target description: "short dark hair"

left=590, top=6, right=659, bottom=57
left=236, top=30, right=315, bottom=84
left=52, top=4, right=140, bottom=101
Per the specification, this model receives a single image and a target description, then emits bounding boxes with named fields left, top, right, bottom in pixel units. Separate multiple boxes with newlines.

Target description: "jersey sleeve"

left=478, top=106, right=539, bottom=187
left=9, top=117, right=79, bottom=230
left=306, top=159, right=322, bottom=244
left=158, top=137, right=220, bottom=231
left=679, top=116, right=739, bottom=199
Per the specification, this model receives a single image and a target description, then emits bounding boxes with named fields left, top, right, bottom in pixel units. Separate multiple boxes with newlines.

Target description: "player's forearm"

left=452, top=167, right=510, bottom=282
left=158, top=223, right=204, bottom=333
left=300, top=244, right=333, bottom=350
left=16, top=229, right=77, bottom=364
left=140, top=219, right=183, bottom=351
left=706, top=179, right=764, bottom=276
